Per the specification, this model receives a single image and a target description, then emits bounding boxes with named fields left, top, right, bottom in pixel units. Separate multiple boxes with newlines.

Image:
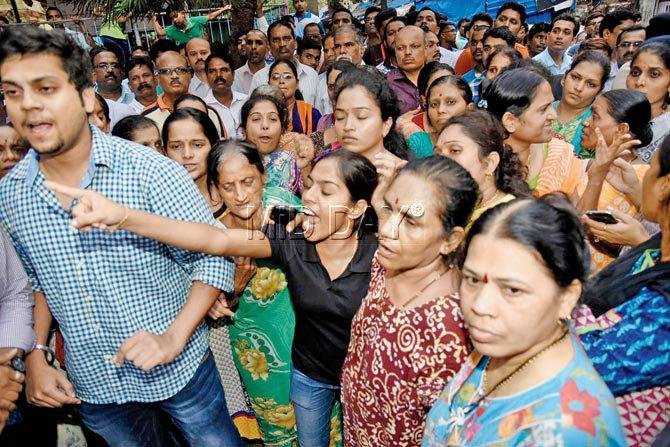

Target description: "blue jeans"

left=290, top=368, right=339, bottom=447
left=80, top=352, right=243, bottom=447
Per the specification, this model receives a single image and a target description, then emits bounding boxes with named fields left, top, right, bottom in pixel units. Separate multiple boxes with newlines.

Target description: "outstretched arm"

left=206, top=5, right=232, bottom=21
left=45, top=181, right=272, bottom=259
left=151, top=15, right=167, bottom=38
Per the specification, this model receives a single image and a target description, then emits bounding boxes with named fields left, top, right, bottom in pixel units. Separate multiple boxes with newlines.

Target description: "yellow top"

left=467, top=193, right=516, bottom=232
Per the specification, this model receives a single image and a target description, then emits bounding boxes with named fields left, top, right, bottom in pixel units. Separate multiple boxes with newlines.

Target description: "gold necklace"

left=482, top=329, right=569, bottom=397
left=479, top=189, right=504, bottom=209
left=397, top=268, right=447, bottom=310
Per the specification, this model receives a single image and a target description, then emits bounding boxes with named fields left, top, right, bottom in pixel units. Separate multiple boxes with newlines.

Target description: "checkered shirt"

left=0, top=125, right=234, bottom=404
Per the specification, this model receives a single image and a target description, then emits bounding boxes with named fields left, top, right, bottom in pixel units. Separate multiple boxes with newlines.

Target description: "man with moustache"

left=372, top=7, right=398, bottom=61
left=387, top=25, right=426, bottom=114
left=333, top=25, right=364, bottom=66
left=415, top=7, right=440, bottom=35
left=303, top=22, right=323, bottom=45
left=90, top=47, right=136, bottom=128
left=596, top=9, right=637, bottom=85
left=322, top=34, right=336, bottom=71
left=599, top=8, right=637, bottom=61
left=0, top=27, right=239, bottom=446
left=453, top=13, right=493, bottom=74
left=143, top=51, right=193, bottom=131
left=585, top=12, right=604, bottom=39
left=91, top=47, right=134, bottom=105
left=185, top=37, right=212, bottom=99
left=248, top=21, right=318, bottom=106
left=424, top=31, right=443, bottom=63
left=232, top=29, right=269, bottom=95
left=204, top=52, right=247, bottom=138
left=615, top=25, right=645, bottom=67
left=316, top=25, right=364, bottom=114
left=414, top=7, right=456, bottom=65
left=528, top=22, right=551, bottom=57
left=126, top=57, right=158, bottom=113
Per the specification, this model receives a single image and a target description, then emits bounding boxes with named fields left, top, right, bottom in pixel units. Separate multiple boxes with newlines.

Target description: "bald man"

left=387, top=25, right=426, bottom=114
left=143, top=51, right=193, bottom=130
left=185, top=37, right=212, bottom=99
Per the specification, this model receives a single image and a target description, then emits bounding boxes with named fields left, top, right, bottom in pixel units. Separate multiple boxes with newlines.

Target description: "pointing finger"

left=44, top=181, right=87, bottom=200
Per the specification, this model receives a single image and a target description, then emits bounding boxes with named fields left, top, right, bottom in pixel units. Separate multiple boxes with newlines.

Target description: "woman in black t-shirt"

left=48, top=149, right=379, bottom=447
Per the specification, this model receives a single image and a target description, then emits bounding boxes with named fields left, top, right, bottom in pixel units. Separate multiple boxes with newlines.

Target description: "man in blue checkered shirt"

left=0, top=27, right=243, bottom=446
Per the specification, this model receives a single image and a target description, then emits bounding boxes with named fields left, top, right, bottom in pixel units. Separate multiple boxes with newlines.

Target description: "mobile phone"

left=586, top=210, right=619, bottom=225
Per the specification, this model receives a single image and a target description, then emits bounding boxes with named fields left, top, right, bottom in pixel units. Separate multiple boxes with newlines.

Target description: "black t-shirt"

left=267, top=223, right=377, bottom=385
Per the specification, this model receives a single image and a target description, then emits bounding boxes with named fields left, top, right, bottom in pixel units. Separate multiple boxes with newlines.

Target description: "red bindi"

left=482, top=274, right=489, bottom=284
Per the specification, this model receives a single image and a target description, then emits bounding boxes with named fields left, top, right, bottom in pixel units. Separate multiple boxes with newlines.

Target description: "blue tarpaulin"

left=413, top=0, right=570, bottom=24
left=350, top=0, right=572, bottom=24
left=415, top=0, right=486, bottom=23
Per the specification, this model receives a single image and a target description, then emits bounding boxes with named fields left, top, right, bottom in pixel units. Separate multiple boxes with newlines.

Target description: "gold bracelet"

left=111, top=205, right=129, bottom=231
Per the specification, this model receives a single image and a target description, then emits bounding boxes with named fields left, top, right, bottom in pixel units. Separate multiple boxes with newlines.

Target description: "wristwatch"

left=30, top=343, right=55, bottom=365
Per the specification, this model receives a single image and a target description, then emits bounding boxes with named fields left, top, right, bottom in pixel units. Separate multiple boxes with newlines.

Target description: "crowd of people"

left=0, top=1, right=668, bottom=446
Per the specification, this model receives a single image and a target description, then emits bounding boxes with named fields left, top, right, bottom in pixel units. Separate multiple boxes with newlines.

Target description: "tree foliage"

left=62, top=0, right=228, bottom=19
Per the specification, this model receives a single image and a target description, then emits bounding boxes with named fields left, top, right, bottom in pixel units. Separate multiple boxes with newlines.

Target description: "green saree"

left=227, top=187, right=344, bottom=447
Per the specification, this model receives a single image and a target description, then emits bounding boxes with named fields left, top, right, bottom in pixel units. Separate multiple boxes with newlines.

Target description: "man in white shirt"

left=233, top=29, right=269, bottom=95
left=91, top=47, right=135, bottom=105
left=126, top=57, right=158, bottom=114
left=204, top=52, right=247, bottom=138
left=104, top=99, right=137, bottom=131
left=185, top=38, right=212, bottom=99
left=533, top=14, right=578, bottom=76
left=317, top=26, right=365, bottom=114
left=248, top=20, right=319, bottom=106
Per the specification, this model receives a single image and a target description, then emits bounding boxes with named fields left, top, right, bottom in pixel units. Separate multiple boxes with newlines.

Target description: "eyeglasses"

left=155, top=67, right=192, bottom=76
left=95, top=63, right=121, bottom=71
left=270, top=73, right=295, bottom=81
left=618, top=41, right=643, bottom=49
